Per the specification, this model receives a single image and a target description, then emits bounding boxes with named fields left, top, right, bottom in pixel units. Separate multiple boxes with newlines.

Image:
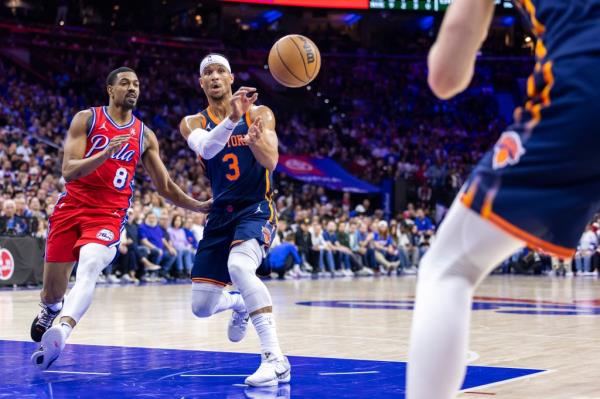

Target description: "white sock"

left=47, top=301, right=63, bottom=312
left=251, top=313, right=283, bottom=360
left=407, top=201, right=523, bottom=399
left=59, top=321, right=73, bottom=340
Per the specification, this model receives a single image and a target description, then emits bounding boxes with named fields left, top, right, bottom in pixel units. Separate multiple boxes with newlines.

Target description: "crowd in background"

left=1, top=17, right=599, bottom=284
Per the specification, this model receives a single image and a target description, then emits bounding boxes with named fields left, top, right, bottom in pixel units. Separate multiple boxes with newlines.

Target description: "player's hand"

left=230, top=87, right=258, bottom=123
left=194, top=199, right=212, bottom=213
left=102, top=134, right=130, bottom=159
left=243, top=116, right=262, bottom=146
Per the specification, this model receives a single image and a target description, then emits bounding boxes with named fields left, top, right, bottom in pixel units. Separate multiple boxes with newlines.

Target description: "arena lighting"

left=221, top=0, right=369, bottom=9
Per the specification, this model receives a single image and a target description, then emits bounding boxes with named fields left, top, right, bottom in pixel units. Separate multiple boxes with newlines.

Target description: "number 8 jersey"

left=199, top=108, right=274, bottom=213
left=66, top=106, right=143, bottom=210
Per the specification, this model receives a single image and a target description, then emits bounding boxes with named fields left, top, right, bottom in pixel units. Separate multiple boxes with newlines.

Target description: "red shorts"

left=45, top=195, right=126, bottom=263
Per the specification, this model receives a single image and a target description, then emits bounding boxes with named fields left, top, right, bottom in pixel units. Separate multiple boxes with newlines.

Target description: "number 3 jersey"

left=65, top=106, right=144, bottom=210
left=198, top=108, right=274, bottom=214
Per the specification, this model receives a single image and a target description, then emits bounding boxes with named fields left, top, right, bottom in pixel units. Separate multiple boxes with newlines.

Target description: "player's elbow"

left=428, top=71, right=460, bottom=100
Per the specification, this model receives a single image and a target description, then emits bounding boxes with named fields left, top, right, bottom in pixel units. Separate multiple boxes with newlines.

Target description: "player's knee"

left=191, top=283, right=222, bottom=318
left=228, top=240, right=262, bottom=286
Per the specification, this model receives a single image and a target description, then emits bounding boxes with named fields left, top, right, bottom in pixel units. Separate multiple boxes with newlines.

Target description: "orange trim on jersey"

left=535, top=39, right=547, bottom=59
left=191, top=277, right=228, bottom=287
left=522, top=0, right=546, bottom=36
left=486, top=211, right=575, bottom=259
left=245, top=111, right=252, bottom=127
left=264, top=169, right=275, bottom=223
left=206, top=107, right=222, bottom=125
left=480, top=188, right=498, bottom=219
left=460, top=177, right=480, bottom=209
left=199, top=113, right=207, bottom=129
left=540, top=61, right=554, bottom=106
left=230, top=239, right=245, bottom=248
left=526, top=75, right=536, bottom=98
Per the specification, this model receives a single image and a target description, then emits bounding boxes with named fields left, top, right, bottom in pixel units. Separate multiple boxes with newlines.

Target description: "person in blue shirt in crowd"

left=265, top=233, right=304, bottom=279
left=138, top=213, right=176, bottom=278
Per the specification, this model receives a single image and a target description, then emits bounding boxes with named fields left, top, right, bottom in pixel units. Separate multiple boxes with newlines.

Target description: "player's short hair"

left=106, top=67, right=136, bottom=86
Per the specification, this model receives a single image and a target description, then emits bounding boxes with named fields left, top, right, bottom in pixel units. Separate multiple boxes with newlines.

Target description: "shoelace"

left=232, top=311, right=249, bottom=327
left=36, top=304, right=58, bottom=329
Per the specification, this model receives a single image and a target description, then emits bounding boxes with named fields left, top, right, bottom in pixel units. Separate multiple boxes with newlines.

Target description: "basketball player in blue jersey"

left=179, top=54, right=290, bottom=387
left=407, top=0, right=600, bottom=398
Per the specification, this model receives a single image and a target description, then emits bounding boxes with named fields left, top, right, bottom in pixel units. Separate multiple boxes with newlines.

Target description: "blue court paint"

left=0, top=340, right=545, bottom=398
left=296, top=299, right=600, bottom=316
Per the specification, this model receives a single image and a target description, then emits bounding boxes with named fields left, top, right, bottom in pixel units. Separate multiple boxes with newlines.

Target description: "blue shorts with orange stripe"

left=191, top=200, right=277, bottom=287
left=460, top=55, right=600, bottom=259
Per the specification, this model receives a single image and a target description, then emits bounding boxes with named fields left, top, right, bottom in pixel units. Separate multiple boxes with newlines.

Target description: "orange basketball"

left=268, top=35, right=321, bottom=88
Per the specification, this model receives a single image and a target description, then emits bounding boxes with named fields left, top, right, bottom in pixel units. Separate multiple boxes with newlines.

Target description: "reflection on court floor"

left=0, top=340, right=545, bottom=398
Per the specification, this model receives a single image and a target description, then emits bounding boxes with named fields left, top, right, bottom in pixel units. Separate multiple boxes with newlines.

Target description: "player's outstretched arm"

left=244, top=105, right=278, bottom=171
left=61, top=110, right=130, bottom=182
left=428, top=0, right=495, bottom=99
left=142, top=126, right=211, bottom=213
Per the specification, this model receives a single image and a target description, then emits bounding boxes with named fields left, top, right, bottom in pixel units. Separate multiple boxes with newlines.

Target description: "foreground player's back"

left=66, top=106, right=143, bottom=209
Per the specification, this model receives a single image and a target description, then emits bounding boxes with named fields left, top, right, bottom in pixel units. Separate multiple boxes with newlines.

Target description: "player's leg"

left=406, top=201, right=523, bottom=399
left=190, top=233, right=247, bottom=335
left=191, top=282, right=246, bottom=318
left=31, top=204, right=78, bottom=342
left=227, top=239, right=290, bottom=387
left=32, top=243, right=117, bottom=369
left=30, top=261, right=74, bottom=342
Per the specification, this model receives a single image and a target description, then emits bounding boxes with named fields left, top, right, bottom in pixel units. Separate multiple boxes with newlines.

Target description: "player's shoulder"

left=250, top=104, right=274, bottom=118
left=179, top=112, right=207, bottom=133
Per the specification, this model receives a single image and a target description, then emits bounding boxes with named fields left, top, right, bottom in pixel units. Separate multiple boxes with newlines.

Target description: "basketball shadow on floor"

left=0, top=340, right=545, bottom=398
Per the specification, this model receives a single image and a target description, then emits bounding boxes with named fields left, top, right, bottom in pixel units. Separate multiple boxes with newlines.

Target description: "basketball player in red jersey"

left=30, top=67, right=211, bottom=369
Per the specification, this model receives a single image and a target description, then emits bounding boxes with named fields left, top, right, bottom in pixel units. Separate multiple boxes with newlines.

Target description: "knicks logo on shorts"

left=492, top=131, right=526, bottom=170
left=96, top=229, right=115, bottom=242
left=262, top=226, right=272, bottom=245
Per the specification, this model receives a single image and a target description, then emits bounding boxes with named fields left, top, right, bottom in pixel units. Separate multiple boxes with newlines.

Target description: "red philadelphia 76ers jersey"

left=65, top=106, right=144, bottom=210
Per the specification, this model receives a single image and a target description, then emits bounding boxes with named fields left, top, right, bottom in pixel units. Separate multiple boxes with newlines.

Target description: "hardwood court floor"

left=1, top=274, right=600, bottom=398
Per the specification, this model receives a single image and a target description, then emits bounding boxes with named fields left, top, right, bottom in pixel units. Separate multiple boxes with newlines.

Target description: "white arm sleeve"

left=187, top=117, right=238, bottom=159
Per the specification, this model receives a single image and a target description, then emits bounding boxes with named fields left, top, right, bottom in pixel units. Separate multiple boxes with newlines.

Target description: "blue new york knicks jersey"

left=515, top=0, right=600, bottom=61
left=199, top=108, right=275, bottom=216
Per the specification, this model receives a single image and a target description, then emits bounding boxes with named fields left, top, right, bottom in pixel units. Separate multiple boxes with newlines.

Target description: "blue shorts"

left=191, top=200, right=277, bottom=286
left=461, top=56, right=600, bottom=258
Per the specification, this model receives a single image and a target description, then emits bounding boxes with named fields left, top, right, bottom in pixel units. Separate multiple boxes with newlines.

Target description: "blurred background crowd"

left=1, top=0, right=598, bottom=284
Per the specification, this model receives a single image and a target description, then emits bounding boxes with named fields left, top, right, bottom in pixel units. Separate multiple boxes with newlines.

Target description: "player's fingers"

left=237, top=86, right=256, bottom=93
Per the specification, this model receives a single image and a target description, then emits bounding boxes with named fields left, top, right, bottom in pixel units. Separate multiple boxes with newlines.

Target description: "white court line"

left=460, top=369, right=555, bottom=393
left=319, top=371, right=379, bottom=376
left=43, top=370, right=110, bottom=376
left=467, top=351, right=480, bottom=364
left=181, top=374, right=248, bottom=377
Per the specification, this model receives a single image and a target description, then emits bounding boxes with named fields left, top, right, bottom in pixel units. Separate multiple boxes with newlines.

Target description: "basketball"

left=268, top=34, right=321, bottom=88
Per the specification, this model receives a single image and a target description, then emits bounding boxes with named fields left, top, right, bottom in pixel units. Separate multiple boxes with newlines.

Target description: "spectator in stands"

left=413, top=208, right=434, bottom=232
left=139, top=213, right=176, bottom=281
left=0, top=199, right=30, bottom=236
left=124, top=209, right=160, bottom=281
left=167, top=214, right=194, bottom=278
left=190, top=213, right=205, bottom=243
left=356, top=222, right=378, bottom=271
left=294, top=218, right=318, bottom=272
left=266, top=233, right=308, bottom=279
left=310, top=221, right=335, bottom=277
left=183, top=217, right=199, bottom=250
left=323, top=221, right=346, bottom=277
left=575, top=224, right=597, bottom=275
left=158, top=212, right=179, bottom=279
left=372, top=221, right=401, bottom=274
